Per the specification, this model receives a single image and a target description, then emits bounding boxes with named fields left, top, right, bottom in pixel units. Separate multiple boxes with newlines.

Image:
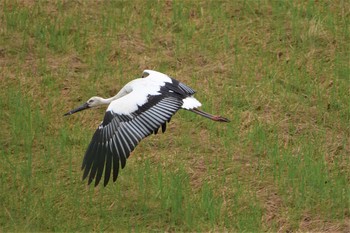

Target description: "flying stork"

left=64, top=70, right=229, bottom=187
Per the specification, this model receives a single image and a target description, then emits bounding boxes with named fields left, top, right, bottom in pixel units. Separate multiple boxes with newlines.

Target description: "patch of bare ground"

left=111, top=33, right=148, bottom=69
left=22, top=52, right=88, bottom=107
left=256, top=185, right=291, bottom=232
left=258, top=184, right=349, bottom=232
left=236, top=99, right=349, bottom=232
left=325, top=143, right=349, bottom=177
left=253, top=162, right=349, bottom=232
left=0, top=0, right=36, bottom=9
left=186, top=128, right=211, bottom=190
left=298, top=214, right=349, bottom=232
left=187, top=154, right=207, bottom=190
left=108, top=31, right=178, bottom=73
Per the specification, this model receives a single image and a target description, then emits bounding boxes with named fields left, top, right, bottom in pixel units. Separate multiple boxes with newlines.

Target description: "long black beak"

left=64, top=102, right=90, bottom=116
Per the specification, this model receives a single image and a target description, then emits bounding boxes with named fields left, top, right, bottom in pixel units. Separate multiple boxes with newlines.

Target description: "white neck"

left=101, top=95, right=119, bottom=105
left=96, top=86, right=129, bottom=106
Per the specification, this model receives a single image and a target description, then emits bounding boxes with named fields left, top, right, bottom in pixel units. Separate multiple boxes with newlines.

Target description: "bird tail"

left=189, top=108, right=230, bottom=123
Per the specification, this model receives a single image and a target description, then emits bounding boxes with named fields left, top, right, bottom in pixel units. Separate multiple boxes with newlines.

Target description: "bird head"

left=64, top=96, right=104, bottom=116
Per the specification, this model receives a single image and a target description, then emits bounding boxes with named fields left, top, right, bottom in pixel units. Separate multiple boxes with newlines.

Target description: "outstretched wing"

left=81, top=94, right=183, bottom=187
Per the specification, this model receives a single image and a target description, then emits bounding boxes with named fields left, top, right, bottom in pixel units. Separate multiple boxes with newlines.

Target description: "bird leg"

left=189, top=108, right=230, bottom=123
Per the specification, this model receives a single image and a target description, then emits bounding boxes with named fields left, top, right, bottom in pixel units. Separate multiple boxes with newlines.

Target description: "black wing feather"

left=88, top=142, right=101, bottom=185
left=94, top=142, right=106, bottom=187
left=104, top=142, right=112, bottom=186
left=82, top=140, right=97, bottom=179
left=161, top=123, right=166, bottom=133
left=110, top=137, right=120, bottom=182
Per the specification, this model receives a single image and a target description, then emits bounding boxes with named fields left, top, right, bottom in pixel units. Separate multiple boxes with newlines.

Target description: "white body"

left=107, top=70, right=201, bottom=115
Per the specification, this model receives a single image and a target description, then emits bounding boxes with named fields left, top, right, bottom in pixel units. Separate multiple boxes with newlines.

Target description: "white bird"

left=64, top=70, right=229, bottom=186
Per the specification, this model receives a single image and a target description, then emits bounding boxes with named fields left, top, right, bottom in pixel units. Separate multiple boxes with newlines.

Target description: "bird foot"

left=213, top=115, right=230, bottom=123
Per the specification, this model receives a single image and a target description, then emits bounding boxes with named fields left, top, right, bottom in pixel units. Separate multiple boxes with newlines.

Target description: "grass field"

left=0, top=0, right=349, bottom=232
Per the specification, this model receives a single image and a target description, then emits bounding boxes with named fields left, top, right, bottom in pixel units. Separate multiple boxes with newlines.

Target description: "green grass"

left=1, top=0, right=349, bottom=232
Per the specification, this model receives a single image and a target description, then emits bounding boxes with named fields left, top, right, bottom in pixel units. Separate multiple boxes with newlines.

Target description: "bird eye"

left=88, top=99, right=94, bottom=103
left=142, top=72, right=149, bottom=78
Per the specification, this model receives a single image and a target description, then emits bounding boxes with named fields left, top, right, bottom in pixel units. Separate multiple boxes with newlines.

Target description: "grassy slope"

left=0, top=0, right=349, bottom=232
